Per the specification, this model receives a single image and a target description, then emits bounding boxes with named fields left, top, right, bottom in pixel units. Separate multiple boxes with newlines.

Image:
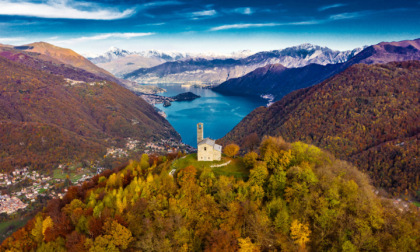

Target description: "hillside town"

left=0, top=137, right=192, bottom=216
left=0, top=166, right=89, bottom=215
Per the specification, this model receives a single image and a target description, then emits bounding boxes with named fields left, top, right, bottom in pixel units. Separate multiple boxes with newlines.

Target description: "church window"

left=204, top=147, right=206, bottom=151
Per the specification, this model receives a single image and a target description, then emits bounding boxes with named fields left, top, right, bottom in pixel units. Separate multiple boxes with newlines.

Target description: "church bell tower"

left=197, top=123, right=203, bottom=144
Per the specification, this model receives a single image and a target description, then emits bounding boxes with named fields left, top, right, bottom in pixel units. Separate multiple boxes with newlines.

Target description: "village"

left=0, top=137, right=193, bottom=216
left=0, top=166, right=95, bottom=215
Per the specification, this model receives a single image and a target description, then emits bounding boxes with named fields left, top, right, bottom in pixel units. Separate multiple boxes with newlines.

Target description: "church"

left=197, top=123, right=222, bottom=161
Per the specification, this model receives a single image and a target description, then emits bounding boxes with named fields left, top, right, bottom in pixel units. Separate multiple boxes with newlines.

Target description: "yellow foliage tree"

left=31, top=215, right=43, bottom=243
left=290, top=219, right=311, bottom=249
left=42, top=216, right=53, bottom=240
left=238, top=237, right=260, bottom=252
left=103, top=220, right=134, bottom=250
left=243, top=151, right=259, bottom=168
left=223, top=144, right=240, bottom=157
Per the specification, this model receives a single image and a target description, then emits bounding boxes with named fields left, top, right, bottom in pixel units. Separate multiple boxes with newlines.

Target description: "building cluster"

left=0, top=165, right=102, bottom=215
left=144, top=138, right=192, bottom=154
left=126, top=138, right=140, bottom=150
left=0, top=167, right=59, bottom=212
left=0, top=167, right=31, bottom=186
left=106, top=147, right=128, bottom=158
left=0, top=195, right=27, bottom=214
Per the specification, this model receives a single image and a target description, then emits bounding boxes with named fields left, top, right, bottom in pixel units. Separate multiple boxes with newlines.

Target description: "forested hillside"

left=0, top=54, right=179, bottom=172
left=213, top=62, right=342, bottom=101
left=221, top=61, right=420, bottom=196
left=1, top=137, right=418, bottom=251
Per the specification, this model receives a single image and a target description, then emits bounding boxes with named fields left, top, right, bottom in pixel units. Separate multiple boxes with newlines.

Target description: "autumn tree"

left=238, top=237, right=260, bottom=252
left=243, top=133, right=260, bottom=151
left=290, top=219, right=311, bottom=250
left=243, top=151, right=258, bottom=169
left=31, top=215, right=44, bottom=243
left=259, top=136, right=291, bottom=170
left=224, top=144, right=240, bottom=157
left=140, top=153, right=150, bottom=170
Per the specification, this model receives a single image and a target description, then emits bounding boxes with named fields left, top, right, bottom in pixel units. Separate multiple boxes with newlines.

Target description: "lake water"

left=153, top=84, right=267, bottom=147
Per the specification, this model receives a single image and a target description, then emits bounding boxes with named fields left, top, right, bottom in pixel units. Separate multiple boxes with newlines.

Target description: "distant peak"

left=293, top=43, right=324, bottom=51
left=108, top=46, right=122, bottom=52
left=108, top=46, right=118, bottom=50
left=27, top=41, right=56, bottom=48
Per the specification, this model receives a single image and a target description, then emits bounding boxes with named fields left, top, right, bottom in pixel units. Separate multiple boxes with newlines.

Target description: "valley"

left=150, top=83, right=268, bottom=147
left=0, top=37, right=419, bottom=250
left=0, top=0, right=419, bottom=250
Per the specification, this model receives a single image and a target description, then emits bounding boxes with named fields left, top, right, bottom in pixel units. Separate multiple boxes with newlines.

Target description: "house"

left=197, top=123, right=222, bottom=161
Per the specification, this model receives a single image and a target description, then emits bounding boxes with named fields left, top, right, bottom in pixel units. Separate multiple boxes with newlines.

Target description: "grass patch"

left=212, top=157, right=249, bottom=179
left=53, top=168, right=84, bottom=183
left=71, top=174, right=83, bottom=183
left=172, top=154, right=249, bottom=179
left=413, top=201, right=420, bottom=207
left=53, top=168, right=67, bottom=180
left=0, top=216, right=32, bottom=243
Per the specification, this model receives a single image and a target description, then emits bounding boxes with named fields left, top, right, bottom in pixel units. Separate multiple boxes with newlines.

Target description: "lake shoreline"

left=136, top=83, right=267, bottom=147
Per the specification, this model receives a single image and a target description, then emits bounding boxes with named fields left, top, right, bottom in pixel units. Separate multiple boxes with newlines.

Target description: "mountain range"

left=0, top=36, right=420, bottom=251
left=88, top=47, right=255, bottom=78
left=0, top=43, right=179, bottom=172
left=214, top=38, right=420, bottom=100
left=220, top=60, right=420, bottom=196
left=89, top=44, right=363, bottom=85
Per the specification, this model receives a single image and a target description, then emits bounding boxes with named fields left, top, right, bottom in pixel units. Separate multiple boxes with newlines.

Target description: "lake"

left=153, top=84, right=267, bottom=147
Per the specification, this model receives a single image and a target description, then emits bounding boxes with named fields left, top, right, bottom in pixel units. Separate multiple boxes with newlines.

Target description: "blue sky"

left=0, top=0, right=419, bottom=54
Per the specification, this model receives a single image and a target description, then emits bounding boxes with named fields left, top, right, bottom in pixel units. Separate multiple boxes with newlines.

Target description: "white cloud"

left=210, top=21, right=323, bottom=31
left=191, top=9, right=217, bottom=17
left=234, top=7, right=253, bottom=15
left=211, top=8, right=413, bottom=31
left=318, top=3, right=347, bottom=12
left=210, top=23, right=281, bottom=31
left=142, top=1, right=183, bottom=8
left=0, top=0, right=135, bottom=20
left=51, top=33, right=155, bottom=44
left=329, top=12, right=364, bottom=20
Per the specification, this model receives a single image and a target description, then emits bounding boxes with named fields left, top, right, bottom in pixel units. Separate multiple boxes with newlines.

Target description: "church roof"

left=198, top=138, right=215, bottom=146
left=198, top=138, right=222, bottom=152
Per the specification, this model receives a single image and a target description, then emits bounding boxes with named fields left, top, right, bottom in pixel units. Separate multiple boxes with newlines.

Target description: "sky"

left=0, top=0, right=419, bottom=55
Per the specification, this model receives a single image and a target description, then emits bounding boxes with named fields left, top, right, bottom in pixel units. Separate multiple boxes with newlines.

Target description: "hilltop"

left=1, top=137, right=419, bottom=251
left=18, top=42, right=119, bottom=84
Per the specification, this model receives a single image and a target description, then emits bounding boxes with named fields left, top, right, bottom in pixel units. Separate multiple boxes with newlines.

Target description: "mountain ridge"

left=115, top=44, right=363, bottom=85
left=0, top=44, right=180, bottom=172
left=15, top=42, right=123, bottom=85
left=213, top=38, right=420, bottom=100
left=220, top=60, right=420, bottom=196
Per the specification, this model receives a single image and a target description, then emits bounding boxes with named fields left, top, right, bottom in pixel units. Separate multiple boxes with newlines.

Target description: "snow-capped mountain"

left=88, top=48, right=190, bottom=64
left=88, top=47, right=134, bottom=64
left=244, top=43, right=366, bottom=68
left=88, top=47, right=255, bottom=65
left=136, top=49, right=188, bottom=61
left=124, top=44, right=365, bottom=85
